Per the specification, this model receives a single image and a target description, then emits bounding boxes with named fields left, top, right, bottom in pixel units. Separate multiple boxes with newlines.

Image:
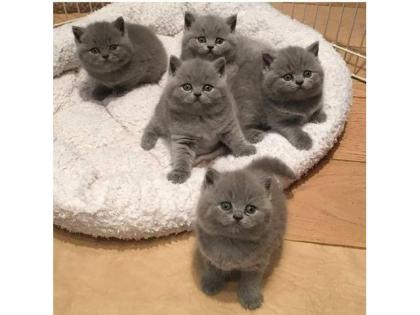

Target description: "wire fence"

left=53, top=2, right=366, bottom=82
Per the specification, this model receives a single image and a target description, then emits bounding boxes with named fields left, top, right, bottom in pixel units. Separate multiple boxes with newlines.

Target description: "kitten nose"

left=207, top=45, right=214, bottom=51
left=102, top=54, right=109, bottom=59
left=193, top=92, right=202, bottom=98
left=295, top=79, right=304, bottom=85
left=233, top=214, right=243, bottom=221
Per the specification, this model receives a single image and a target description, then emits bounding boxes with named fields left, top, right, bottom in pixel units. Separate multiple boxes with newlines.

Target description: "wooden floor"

left=54, top=80, right=366, bottom=314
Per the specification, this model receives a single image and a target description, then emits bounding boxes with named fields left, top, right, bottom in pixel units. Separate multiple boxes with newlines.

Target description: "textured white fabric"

left=53, top=3, right=352, bottom=239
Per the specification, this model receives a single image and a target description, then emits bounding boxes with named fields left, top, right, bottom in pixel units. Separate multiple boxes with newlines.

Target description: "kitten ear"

left=113, top=16, right=125, bottom=35
left=203, top=168, right=221, bottom=188
left=306, top=41, right=319, bottom=57
left=169, top=55, right=182, bottom=76
left=262, top=53, right=274, bottom=71
left=226, top=14, right=237, bottom=32
left=213, top=57, right=226, bottom=77
left=72, top=26, right=85, bottom=43
left=184, top=12, right=195, bottom=30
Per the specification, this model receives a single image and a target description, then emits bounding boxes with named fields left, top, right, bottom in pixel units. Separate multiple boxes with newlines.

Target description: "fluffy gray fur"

left=194, top=157, right=294, bottom=310
left=261, top=42, right=326, bottom=149
left=181, top=12, right=239, bottom=63
left=228, top=41, right=326, bottom=149
left=141, top=56, right=256, bottom=184
left=72, top=17, right=167, bottom=101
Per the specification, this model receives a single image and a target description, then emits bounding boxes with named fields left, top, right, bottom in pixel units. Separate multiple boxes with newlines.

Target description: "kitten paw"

left=140, top=133, right=158, bottom=151
left=233, top=144, right=257, bottom=157
left=244, top=129, right=265, bottom=144
left=167, top=169, right=190, bottom=184
left=238, top=291, right=263, bottom=310
left=92, top=85, right=112, bottom=101
left=201, top=277, right=225, bottom=296
left=311, top=110, right=327, bottom=124
left=292, top=132, right=313, bottom=150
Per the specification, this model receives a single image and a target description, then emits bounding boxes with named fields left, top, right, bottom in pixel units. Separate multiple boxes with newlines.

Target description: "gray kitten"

left=261, top=42, right=326, bottom=150
left=141, top=56, right=256, bottom=184
left=181, top=12, right=238, bottom=63
left=229, top=41, right=326, bottom=149
left=72, top=17, right=167, bottom=101
left=194, top=157, right=295, bottom=310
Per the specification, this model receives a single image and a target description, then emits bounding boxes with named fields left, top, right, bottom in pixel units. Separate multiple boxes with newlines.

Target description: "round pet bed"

left=53, top=3, right=352, bottom=239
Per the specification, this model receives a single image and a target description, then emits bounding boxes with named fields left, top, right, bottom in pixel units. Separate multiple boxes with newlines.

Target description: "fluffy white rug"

left=53, top=3, right=352, bottom=239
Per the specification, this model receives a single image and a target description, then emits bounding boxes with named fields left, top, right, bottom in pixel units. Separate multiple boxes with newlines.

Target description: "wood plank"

left=54, top=230, right=365, bottom=315
left=286, top=159, right=365, bottom=248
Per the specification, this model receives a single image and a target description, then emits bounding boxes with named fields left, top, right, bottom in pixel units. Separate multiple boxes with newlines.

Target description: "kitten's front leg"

left=272, top=125, right=313, bottom=150
left=91, top=84, right=113, bottom=101
left=200, top=257, right=226, bottom=296
left=310, top=108, right=327, bottom=124
left=141, top=116, right=161, bottom=151
left=238, top=270, right=264, bottom=310
left=167, top=135, right=197, bottom=184
left=219, top=122, right=256, bottom=157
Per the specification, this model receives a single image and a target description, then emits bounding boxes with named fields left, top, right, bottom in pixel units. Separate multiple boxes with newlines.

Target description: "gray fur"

left=261, top=42, right=326, bottom=149
left=72, top=17, right=167, bottom=101
left=194, top=157, right=294, bottom=309
left=228, top=41, right=325, bottom=149
left=181, top=12, right=239, bottom=63
left=141, top=56, right=256, bottom=184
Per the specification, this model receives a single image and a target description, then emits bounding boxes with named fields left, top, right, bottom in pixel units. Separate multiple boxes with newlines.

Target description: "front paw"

left=141, top=133, right=158, bottom=151
left=244, top=129, right=265, bottom=144
left=201, top=276, right=225, bottom=296
left=92, top=85, right=112, bottom=101
left=167, top=169, right=190, bottom=184
left=238, top=291, right=263, bottom=310
left=311, top=110, right=327, bottom=124
left=291, top=132, right=313, bottom=150
left=232, top=144, right=256, bottom=157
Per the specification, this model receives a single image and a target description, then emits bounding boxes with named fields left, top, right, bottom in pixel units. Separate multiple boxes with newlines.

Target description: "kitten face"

left=72, top=17, right=133, bottom=73
left=166, top=56, right=227, bottom=112
left=197, top=169, right=273, bottom=240
left=182, top=13, right=238, bottom=62
left=262, top=42, right=324, bottom=101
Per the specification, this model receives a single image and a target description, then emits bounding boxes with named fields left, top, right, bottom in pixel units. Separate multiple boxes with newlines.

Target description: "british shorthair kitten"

left=194, top=157, right=295, bottom=309
left=72, top=17, right=167, bottom=101
left=261, top=41, right=326, bottom=150
left=141, top=56, right=256, bottom=184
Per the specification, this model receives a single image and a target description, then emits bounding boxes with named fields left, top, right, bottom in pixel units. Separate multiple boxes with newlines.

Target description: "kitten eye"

left=109, top=44, right=118, bottom=51
left=245, top=205, right=257, bottom=215
left=282, top=73, right=293, bottom=81
left=303, top=70, right=312, bottom=78
left=90, top=48, right=100, bottom=54
left=203, top=84, right=213, bottom=92
left=215, top=37, right=224, bottom=45
left=182, top=83, right=192, bottom=91
left=197, top=36, right=207, bottom=44
left=219, top=201, right=232, bottom=211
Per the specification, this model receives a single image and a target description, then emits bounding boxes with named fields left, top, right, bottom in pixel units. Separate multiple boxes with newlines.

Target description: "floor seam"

left=285, top=238, right=366, bottom=250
